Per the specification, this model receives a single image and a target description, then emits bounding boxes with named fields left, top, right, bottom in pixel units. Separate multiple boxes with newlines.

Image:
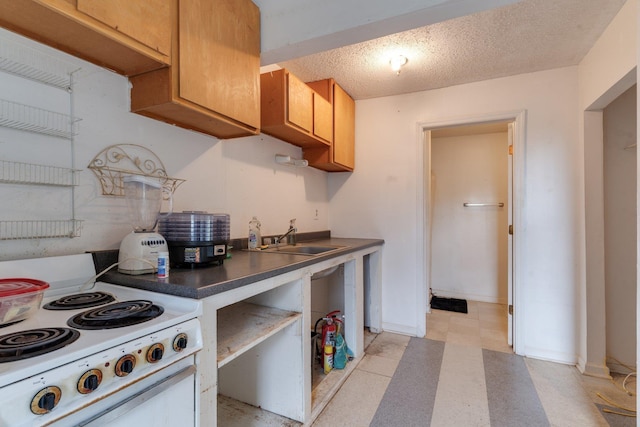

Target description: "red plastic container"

left=0, top=278, right=49, bottom=325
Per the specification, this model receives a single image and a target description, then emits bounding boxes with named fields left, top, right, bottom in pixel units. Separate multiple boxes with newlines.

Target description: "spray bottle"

left=323, top=341, right=333, bottom=374
left=323, top=316, right=336, bottom=374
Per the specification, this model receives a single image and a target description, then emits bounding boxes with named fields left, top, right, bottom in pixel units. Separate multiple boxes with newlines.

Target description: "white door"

left=507, top=122, right=514, bottom=347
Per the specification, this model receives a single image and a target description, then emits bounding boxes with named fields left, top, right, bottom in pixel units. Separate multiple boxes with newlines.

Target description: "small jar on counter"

left=157, top=252, right=169, bottom=278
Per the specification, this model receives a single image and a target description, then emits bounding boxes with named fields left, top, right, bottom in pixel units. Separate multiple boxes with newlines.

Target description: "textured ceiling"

left=254, top=0, right=521, bottom=64
left=276, top=0, right=627, bottom=100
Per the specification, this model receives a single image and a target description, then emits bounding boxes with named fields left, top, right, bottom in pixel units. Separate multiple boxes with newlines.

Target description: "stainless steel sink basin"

left=259, top=244, right=343, bottom=256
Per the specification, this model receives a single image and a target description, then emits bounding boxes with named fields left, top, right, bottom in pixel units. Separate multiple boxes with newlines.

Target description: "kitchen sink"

left=258, top=244, right=343, bottom=256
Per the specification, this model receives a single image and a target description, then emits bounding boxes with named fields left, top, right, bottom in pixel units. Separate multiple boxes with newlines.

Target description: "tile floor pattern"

left=312, top=301, right=636, bottom=426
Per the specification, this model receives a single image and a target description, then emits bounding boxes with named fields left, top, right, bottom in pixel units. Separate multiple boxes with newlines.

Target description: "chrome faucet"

left=276, top=219, right=297, bottom=246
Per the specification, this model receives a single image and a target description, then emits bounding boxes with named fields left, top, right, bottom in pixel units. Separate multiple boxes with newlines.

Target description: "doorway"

left=582, top=78, right=637, bottom=378
left=429, top=123, right=509, bottom=298
left=602, top=85, right=637, bottom=376
left=417, top=111, right=525, bottom=354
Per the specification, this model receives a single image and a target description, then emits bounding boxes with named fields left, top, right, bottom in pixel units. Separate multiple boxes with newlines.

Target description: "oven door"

left=77, top=359, right=198, bottom=427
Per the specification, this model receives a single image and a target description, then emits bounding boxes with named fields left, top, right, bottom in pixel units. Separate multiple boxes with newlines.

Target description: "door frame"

left=416, top=110, right=526, bottom=355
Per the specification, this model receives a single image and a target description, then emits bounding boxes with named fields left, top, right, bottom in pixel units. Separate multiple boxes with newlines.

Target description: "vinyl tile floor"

left=312, top=301, right=636, bottom=426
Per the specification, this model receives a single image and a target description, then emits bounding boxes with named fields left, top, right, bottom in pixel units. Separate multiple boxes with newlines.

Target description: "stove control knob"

left=31, top=386, right=61, bottom=414
left=115, top=354, right=136, bottom=377
left=78, top=369, right=103, bottom=394
left=146, top=343, right=165, bottom=363
left=173, top=333, right=188, bottom=352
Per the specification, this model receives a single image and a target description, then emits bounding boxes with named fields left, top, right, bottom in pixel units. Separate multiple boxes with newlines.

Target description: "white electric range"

left=0, top=254, right=202, bottom=427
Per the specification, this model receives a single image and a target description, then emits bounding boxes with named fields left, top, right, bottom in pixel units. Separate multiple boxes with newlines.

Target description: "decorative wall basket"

left=88, top=144, right=185, bottom=196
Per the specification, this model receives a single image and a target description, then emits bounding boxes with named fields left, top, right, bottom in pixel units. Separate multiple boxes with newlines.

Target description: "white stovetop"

left=0, top=254, right=202, bottom=387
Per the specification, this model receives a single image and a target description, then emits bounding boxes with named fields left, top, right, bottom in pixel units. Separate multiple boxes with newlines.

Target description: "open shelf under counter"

left=218, top=395, right=302, bottom=426
left=217, top=301, right=302, bottom=368
left=311, top=348, right=362, bottom=420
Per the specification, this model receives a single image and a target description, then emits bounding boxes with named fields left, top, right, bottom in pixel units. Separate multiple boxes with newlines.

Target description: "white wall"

left=326, top=0, right=637, bottom=365
left=329, top=66, right=581, bottom=362
left=579, top=0, right=637, bottom=111
left=430, top=132, right=508, bottom=304
left=0, top=29, right=330, bottom=261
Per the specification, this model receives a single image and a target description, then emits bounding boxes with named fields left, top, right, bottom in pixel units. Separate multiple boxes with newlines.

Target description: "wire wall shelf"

left=0, top=35, right=82, bottom=240
left=0, top=99, right=79, bottom=138
left=0, top=220, right=82, bottom=240
left=0, top=34, right=78, bottom=90
left=88, top=144, right=185, bottom=196
left=0, top=160, right=80, bottom=186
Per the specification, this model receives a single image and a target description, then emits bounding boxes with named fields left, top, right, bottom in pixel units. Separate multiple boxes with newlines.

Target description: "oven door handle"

left=77, top=364, right=196, bottom=426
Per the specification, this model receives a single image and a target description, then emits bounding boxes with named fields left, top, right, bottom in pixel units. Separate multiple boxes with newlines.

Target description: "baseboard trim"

left=381, top=321, right=419, bottom=337
left=578, top=359, right=612, bottom=379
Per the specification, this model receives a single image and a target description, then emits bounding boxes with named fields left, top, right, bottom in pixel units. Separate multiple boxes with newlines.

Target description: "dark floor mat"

left=430, top=296, right=468, bottom=313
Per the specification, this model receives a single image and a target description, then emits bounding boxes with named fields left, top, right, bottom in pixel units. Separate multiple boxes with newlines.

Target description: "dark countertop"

left=93, top=237, right=383, bottom=299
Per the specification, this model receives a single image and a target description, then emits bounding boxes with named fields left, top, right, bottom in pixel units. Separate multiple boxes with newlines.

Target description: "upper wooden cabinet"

left=130, top=0, right=260, bottom=138
left=285, top=71, right=313, bottom=135
left=304, top=79, right=355, bottom=172
left=261, top=69, right=332, bottom=148
left=77, top=0, right=170, bottom=57
left=0, top=0, right=171, bottom=76
left=129, top=0, right=260, bottom=139
left=313, top=93, right=334, bottom=143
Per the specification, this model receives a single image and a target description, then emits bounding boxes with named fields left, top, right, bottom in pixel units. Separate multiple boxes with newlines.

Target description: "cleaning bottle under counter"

left=248, top=216, right=262, bottom=250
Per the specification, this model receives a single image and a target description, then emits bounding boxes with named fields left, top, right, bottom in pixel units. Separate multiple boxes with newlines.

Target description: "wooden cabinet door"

left=333, top=83, right=355, bottom=169
left=0, top=0, right=170, bottom=76
left=313, top=93, right=333, bottom=144
left=77, top=0, right=171, bottom=56
left=178, top=0, right=260, bottom=130
left=286, top=73, right=313, bottom=133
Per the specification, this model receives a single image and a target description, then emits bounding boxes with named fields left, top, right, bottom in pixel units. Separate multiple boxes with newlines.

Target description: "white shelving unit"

left=217, top=301, right=302, bottom=368
left=198, top=246, right=383, bottom=426
left=0, top=36, right=82, bottom=240
left=211, top=277, right=307, bottom=425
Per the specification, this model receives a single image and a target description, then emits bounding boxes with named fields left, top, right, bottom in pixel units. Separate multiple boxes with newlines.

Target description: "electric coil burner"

left=0, top=327, right=80, bottom=363
left=67, top=300, right=164, bottom=330
left=43, top=291, right=115, bottom=310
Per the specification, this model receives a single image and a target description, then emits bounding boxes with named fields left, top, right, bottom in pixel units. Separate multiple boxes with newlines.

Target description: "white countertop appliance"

left=158, top=211, right=229, bottom=267
left=118, top=175, right=171, bottom=275
left=0, top=254, right=202, bottom=427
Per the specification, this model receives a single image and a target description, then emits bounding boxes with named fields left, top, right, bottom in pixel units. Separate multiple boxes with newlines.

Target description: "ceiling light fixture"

left=390, top=55, right=408, bottom=75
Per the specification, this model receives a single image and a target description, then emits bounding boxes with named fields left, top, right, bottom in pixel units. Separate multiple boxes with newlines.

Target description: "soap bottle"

left=248, top=216, right=261, bottom=250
